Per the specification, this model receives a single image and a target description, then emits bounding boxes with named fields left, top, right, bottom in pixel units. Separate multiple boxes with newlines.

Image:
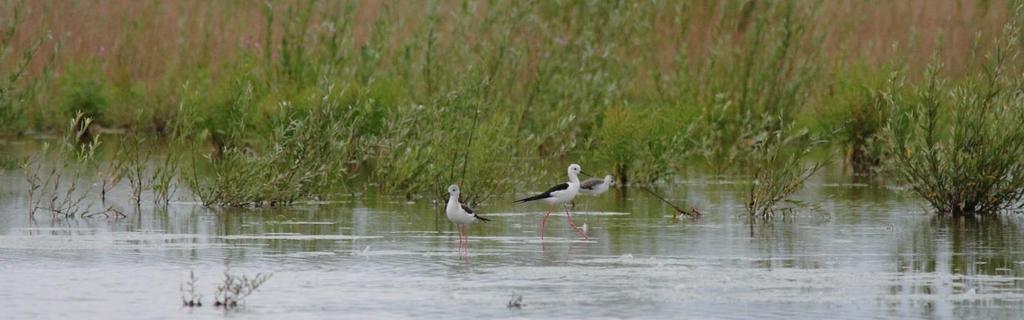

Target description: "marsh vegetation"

left=2, top=0, right=1024, bottom=217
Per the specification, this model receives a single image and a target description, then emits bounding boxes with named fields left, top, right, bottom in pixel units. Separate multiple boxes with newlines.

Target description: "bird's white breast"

left=446, top=198, right=477, bottom=225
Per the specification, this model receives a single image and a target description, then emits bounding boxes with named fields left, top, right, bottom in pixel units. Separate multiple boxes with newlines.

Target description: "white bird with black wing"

left=514, top=164, right=588, bottom=240
left=446, top=184, right=490, bottom=250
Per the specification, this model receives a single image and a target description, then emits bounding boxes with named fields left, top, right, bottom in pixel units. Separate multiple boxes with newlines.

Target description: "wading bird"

left=514, top=164, right=588, bottom=240
left=446, top=184, right=490, bottom=250
left=580, top=175, right=614, bottom=197
left=576, top=174, right=614, bottom=213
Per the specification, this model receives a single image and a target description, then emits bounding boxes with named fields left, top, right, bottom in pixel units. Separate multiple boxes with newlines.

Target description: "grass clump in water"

left=819, top=64, right=896, bottom=175
left=180, top=270, right=202, bottom=307
left=887, top=26, right=1024, bottom=217
left=115, top=135, right=150, bottom=207
left=214, top=270, right=272, bottom=308
left=746, top=125, right=824, bottom=218
left=150, top=151, right=179, bottom=207
left=593, top=105, right=684, bottom=187
left=183, top=87, right=358, bottom=207
left=22, top=114, right=120, bottom=218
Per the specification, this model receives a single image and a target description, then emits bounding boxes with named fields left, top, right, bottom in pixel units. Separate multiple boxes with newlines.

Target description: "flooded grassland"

left=0, top=164, right=1022, bottom=320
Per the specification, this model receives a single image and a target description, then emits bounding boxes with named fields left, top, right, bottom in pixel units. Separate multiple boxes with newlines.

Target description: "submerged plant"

left=887, top=33, right=1024, bottom=217
left=214, top=270, right=272, bottom=308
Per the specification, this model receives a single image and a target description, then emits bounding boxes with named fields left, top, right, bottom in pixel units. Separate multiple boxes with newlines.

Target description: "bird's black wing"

left=514, top=182, right=569, bottom=203
left=457, top=203, right=490, bottom=222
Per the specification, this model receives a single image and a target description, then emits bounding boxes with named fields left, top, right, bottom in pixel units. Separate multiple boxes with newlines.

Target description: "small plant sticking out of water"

left=887, top=23, right=1024, bottom=217
left=97, top=153, right=124, bottom=204
left=22, top=113, right=119, bottom=218
left=507, top=295, right=525, bottom=309
left=150, top=152, right=179, bottom=207
left=180, top=270, right=202, bottom=307
left=213, top=270, right=273, bottom=308
left=115, top=135, right=151, bottom=207
left=746, top=126, right=824, bottom=218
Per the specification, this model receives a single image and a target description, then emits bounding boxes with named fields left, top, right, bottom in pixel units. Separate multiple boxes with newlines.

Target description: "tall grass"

left=817, top=64, right=898, bottom=175
left=2, top=0, right=1022, bottom=209
left=181, top=84, right=359, bottom=207
left=0, top=0, right=53, bottom=133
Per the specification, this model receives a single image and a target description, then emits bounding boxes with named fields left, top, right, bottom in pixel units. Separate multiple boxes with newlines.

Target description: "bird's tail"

left=514, top=194, right=544, bottom=203
left=475, top=214, right=491, bottom=222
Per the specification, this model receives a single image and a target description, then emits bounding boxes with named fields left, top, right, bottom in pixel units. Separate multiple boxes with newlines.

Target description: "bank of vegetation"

left=3, top=0, right=1023, bottom=217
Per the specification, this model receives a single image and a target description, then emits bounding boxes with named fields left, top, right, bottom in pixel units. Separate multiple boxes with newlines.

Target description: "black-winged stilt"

left=580, top=175, right=614, bottom=196
left=514, top=164, right=588, bottom=240
left=446, top=184, right=490, bottom=250
left=577, top=174, right=614, bottom=215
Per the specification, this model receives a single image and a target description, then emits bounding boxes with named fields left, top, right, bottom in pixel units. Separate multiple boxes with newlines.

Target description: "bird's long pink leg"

left=456, top=225, right=463, bottom=250
left=540, top=205, right=553, bottom=240
left=462, top=225, right=469, bottom=251
left=565, top=206, right=588, bottom=240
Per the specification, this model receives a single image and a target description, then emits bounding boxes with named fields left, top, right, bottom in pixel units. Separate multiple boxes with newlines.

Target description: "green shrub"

left=746, top=124, right=824, bottom=218
left=887, top=59, right=1024, bottom=216
left=682, top=1, right=822, bottom=172
left=60, top=66, right=110, bottom=125
left=183, top=86, right=358, bottom=207
left=594, top=105, right=685, bottom=186
left=818, top=64, right=898, bottom=175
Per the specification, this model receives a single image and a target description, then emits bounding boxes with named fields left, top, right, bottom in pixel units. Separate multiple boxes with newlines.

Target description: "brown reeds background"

left=3, top=0, right=1012, bottom=89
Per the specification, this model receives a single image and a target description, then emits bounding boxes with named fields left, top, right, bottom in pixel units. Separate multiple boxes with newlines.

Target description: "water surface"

left=1, top=167, right=1023, bottom=319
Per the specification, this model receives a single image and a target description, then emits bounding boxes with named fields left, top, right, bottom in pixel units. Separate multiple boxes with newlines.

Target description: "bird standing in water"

left=577, top=174, right=614, bottom=213
left=580, top=175, right=614, bottom=197
left=446, top=184, right=490, bottom=250
left=514, top=164, right=588, bottom=240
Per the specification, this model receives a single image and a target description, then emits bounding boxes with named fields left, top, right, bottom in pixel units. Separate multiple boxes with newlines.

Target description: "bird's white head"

left=568, top=164, right=582, bottom=176
left=567, top=164, right=582, bottom=183
left=605, top=175, right=615, bottom=186
left=447, top=184, right=460, bottom=196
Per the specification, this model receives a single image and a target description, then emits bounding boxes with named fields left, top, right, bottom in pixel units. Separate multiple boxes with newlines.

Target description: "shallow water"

left=1, top=167, right=1023, bottom=319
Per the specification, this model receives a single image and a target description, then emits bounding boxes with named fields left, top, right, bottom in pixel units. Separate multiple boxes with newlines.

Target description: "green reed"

left=3, top=0, right=1022, bottom=212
